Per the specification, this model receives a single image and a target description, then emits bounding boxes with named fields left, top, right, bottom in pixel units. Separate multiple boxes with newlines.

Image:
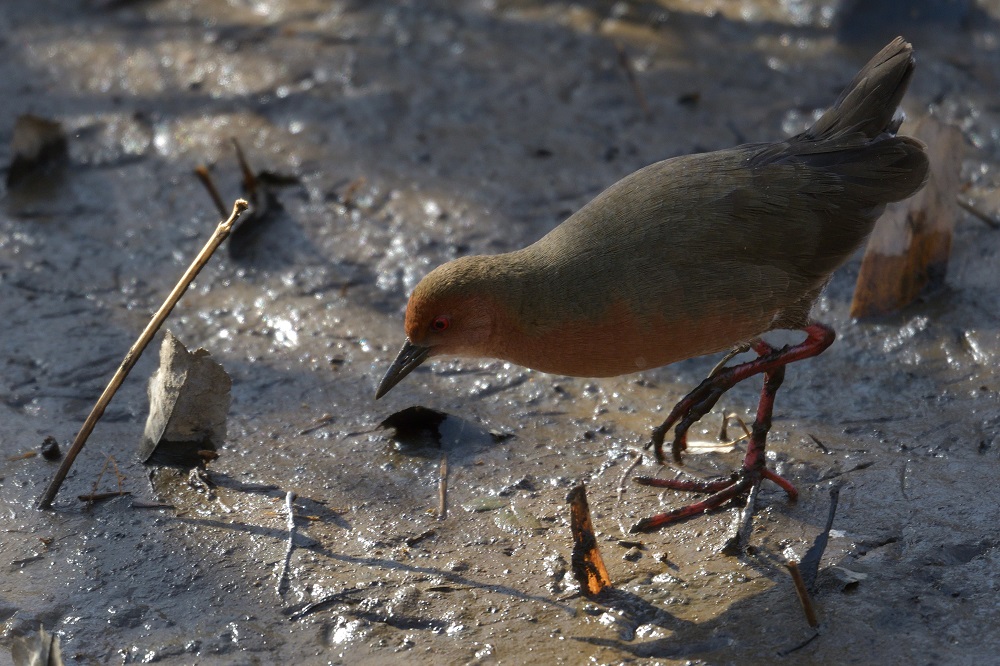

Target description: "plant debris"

left=6, top=115, right=68, bottom=189
left=568, top=483, right=611, bottom=597
left=140, top=331, right=232, bottom=467
left=39, top=436, right=62, bottom=461
left=786, top=560, right=820, bottom=628
left=10, top=624, right=63, bottom=666
left=378, top=405, right=448, bottom=449
left=851, top=117, right=963, bottom=317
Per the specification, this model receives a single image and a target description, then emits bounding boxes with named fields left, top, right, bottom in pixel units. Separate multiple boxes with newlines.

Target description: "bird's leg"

left=630, top=322, right=835, bottom=534
left=646, top=323, right=835, bottom=465
left=631, top=358, right=788, bottom=533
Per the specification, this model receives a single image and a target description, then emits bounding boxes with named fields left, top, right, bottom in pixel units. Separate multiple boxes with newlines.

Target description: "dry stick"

left=194, top=165, right=229, bottom=218
left=231, top=137, right=257, bottom=200
left=340, top=176, right=366, bottom=208
left=617, top=451, right=643, bottom=501
left=36, top=199, right=250, bottom=510
left=786, top=560, right=820, bottom=628
left=78, top=491, right=131, bottom=502
left=615, top=42, right=652, bottom=121
left=957, top=197, right=1000, bottom=229
left=722, top=479, right=760, bottom=555
left=719, top=412, right=752, bottom=445
left=277, top=490, right=297, bottom=597
left=298, top=413, right=335, bottom=436
left=807, top=433, right=830, bottom=454
left=7, top=451, right=36, bottom=462
left=437, top=453, right=449, bottom=520
left=84, top=453, right=121, bottom=510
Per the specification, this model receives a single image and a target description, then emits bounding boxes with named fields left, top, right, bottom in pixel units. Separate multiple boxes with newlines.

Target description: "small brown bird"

left=377, top=38, right=928, bottom=534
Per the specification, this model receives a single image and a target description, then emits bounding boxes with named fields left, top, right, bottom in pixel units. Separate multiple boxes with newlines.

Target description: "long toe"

left=630, top=475, right=751, bottom=533
left=631, top=464, right=797, bottom=533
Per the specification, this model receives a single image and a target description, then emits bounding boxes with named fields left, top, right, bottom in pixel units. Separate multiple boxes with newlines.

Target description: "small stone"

left=40, top=436, right=62, bottom=461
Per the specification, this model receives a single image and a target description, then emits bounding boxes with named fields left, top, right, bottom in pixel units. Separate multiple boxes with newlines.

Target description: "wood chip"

left=567, top=484, right=611, bottom=596
left=851, top=117, right=964, bottom=318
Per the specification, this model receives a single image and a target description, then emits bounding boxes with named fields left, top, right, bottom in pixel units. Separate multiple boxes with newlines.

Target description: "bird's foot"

left=628, top=463, right=797, bottom=533
left=632, top=338, right=817, bottom=538
left=646, top=338, right=772, bottom=465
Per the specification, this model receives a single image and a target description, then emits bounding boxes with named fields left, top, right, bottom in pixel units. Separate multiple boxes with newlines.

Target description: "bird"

left=375, top=37, right=929, bottom=535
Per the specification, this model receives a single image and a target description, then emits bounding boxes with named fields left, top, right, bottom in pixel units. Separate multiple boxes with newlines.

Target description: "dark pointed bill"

left=375, top=339, right=431, bottom=399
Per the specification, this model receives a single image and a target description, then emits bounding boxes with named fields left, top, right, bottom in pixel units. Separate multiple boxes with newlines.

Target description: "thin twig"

left=36, top=199, right=249, bottom=510
left=287, top=585, right=369, bottom=621
left=719, top=412, right=752, bottom=445
left=957, top=197, right=1000, bottom=229
left=298, top=413, right=335, bottom=436
left=615, top=42, right=652, bottom=121
left=277, top=491, right=297, bottom=597
left=778, top=630, right=820, bottom=657
left=807, top=433, right=830, bottom=454
left=85, top=453, right=122, bottom=511
left=340, top=176, right=366, bottom=208
left=78, top=491, right=131, bottom=502
left=617, top=451, right=643, bottom=500
left=6, top=451, right=36, bottom=462
left=786, top=560, right=820, bottom=627
left=437, top=453, right=449, bottom=520
left=231, top=137, right=257, bottom=205
left=194, top=165, right=228, bottom=218
left=709, top=341, right=752, bottom=378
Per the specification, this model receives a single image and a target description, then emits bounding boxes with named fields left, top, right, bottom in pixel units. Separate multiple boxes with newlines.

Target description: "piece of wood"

left=140, top=331, right=232, bottom=466
left=568, top=484, right=612, bottom=596
left=851, top=117, right=964, bottom=318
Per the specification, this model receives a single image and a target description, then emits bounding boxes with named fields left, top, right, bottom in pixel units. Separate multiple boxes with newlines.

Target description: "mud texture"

left=1, top=1, right=999, bottom=664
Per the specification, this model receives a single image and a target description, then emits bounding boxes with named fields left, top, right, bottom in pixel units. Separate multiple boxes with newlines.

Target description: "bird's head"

left=375, top=256, right=500, bottom=399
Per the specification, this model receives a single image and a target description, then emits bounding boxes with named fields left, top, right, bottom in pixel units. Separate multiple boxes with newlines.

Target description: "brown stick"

left=231, top=137, right=257, bottom=202
left=615, top=42, right=652, bottom=121
left=36, top=199, right=250, bottom=509
left=84, top=453, right=123, bottom=511
left=851, top=117, right=963, bottom=317
left=78, top=491, right=131, bottom=502
left=957, top=197, right=1000, bottom=229
left=194, top=165, right=228, bottom=218
left=568, top=483, right=612, bottom=596
left=786, top=560, right=820, bottom=628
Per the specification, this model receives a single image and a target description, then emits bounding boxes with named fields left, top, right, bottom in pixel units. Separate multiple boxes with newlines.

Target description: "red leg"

left=634, top=472, right=739, bottom=494
left=647, top=323, right=835, bottom=465
left=630, top=323, right=826, bottom=533
left=631, top=476, right=754, bottom=532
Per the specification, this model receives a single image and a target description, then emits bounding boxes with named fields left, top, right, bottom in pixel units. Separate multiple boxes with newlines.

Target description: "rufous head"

left=375, top=256, right=499, bottom=398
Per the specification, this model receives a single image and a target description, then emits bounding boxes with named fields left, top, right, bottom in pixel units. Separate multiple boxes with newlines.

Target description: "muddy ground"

left=1, top=1, right=999, bottom=664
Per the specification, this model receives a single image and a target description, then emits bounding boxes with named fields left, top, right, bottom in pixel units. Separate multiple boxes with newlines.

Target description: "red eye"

left=431, top=316, right=450, bottom=332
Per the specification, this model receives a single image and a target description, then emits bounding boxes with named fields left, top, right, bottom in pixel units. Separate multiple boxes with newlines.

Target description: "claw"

left=634, top=323, right=834, bottom=536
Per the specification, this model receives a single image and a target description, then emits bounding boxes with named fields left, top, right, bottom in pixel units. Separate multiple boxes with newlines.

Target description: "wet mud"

left=1, top=1, right=998, bottom=664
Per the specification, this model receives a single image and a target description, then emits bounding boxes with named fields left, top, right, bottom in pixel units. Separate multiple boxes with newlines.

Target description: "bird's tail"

left=806, top=37, right=915, bottom=141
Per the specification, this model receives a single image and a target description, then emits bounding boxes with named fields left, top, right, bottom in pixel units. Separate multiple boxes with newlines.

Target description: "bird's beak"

left=375, top=339, right=431, bottom=399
